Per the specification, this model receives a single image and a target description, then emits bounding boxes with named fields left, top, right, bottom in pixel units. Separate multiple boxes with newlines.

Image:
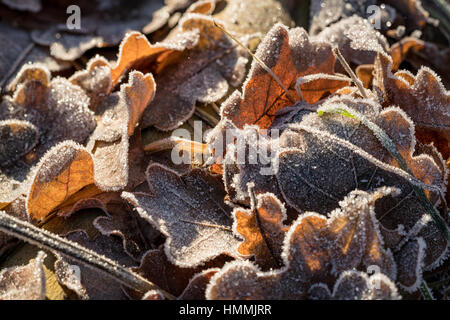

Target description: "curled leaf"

left=85, top=70, right=156, bottom=191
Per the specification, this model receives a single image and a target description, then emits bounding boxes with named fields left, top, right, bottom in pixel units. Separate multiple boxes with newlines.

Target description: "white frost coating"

left=54, top=254, right=88, bottom=300
left=207, top=190, right=401, bottom=300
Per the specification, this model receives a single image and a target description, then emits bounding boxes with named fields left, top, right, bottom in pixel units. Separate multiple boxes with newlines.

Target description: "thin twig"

left=180, top=219, right=232, bottom=232
left=213, top=19, right=296, bottom=103
left=195, top=107, right=219, bottom=127
left=332, top=47, right=368, bottom=99
left=210, top=102, right=221, bottom=115
left=143, top=136, right=208, bottom=155
left=0, top=211, right=176, bottom=300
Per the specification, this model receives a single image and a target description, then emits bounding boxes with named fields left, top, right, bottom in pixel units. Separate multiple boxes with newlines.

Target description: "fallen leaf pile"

left=0, top=0, right=449, bottom=300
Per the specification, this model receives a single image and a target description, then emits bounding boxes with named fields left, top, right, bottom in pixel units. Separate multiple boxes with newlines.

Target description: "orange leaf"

left=27, top=142, right=95, bottom=221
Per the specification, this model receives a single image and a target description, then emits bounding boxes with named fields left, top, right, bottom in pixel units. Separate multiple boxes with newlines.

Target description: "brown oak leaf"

left=374, top=52, right=450, bottom=162
left=220, top=22, right=345, bottom=130
left=26, top=141, right=96, bottom=221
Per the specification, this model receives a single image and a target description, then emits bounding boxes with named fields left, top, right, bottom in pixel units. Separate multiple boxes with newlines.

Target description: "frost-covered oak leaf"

left=309, top=0, right=376, bottom=35
left=122, top=164, right=239, bottom=267
left=0, top=251, right=46, bottom=300
left=109, top=30, right=198, bottom=87
left=142, top=14, right=249, bottom=131
left=276, top=97, right=447, bottom=269
left=217, top=95, right=447, bottom=271
left=220, top=22, right=348, bottom=130
left=233, top=192, right=289, bottom=270
left=394, top=237, right=427, bottom=293
left=87, top=192, right=160, bottom=261
left=0, top=120, right=39, bottom=168
left=0, top=64, right=95, bottom=208
left=374, top=52, right=450, bottom=161
left=206, top=189, right=399, bottom=300
left=277, top=97, right=447, bottom=265
left=207, top=122, right=282, bottom=204
left=389, top=37, right=450, bottom=88
left=326, top=187, right=397, bottom=280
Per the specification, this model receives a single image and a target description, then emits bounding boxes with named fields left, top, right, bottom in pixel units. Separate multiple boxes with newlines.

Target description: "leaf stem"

left=195, top=107, right=219, bottom=127
left=0, top=211, right=176, bottom=300
left=332, top=47, right=368, bottom=99
left=420, top=280, right=435, bottom=300
left=213, top=19, right=296, bottom=103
